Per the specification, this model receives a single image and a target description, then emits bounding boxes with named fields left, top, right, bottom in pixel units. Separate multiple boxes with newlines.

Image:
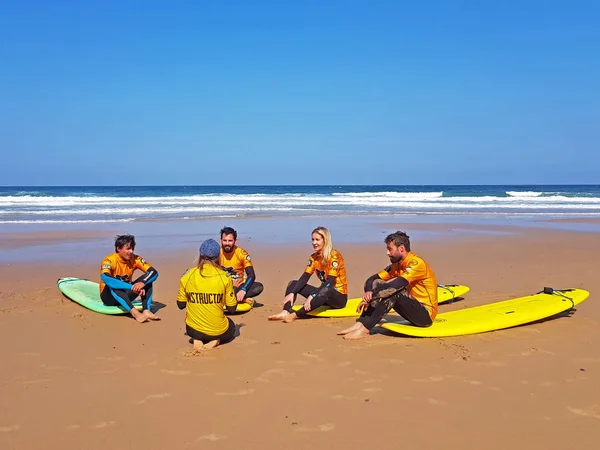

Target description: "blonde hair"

left=196, top=254, right=222, bottom=277
left=312, top=226, right=333, bottom=269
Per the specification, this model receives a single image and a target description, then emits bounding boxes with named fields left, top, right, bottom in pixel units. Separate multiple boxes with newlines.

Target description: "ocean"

left=2, top=185, right=600, bottom=225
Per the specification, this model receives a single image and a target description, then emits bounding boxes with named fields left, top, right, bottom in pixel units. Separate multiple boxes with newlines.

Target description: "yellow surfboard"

left=225, top=299, right=254, bottom=314
left=292, top=284, right=470, bottom=318
left=381, top=288, right=589, bottom=337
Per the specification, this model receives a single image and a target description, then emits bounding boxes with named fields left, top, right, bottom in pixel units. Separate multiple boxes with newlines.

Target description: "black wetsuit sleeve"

left=364, top=273, right=382, bottom=292
left=290, top=272, right=311, bottom=294
left=139, top=267, right=159, bottom=285
left=177, top=300, right=186, bottom=310
left=324, top=275, right=336, bottom=288
left=225, top=304, right=237, bottom=313
left=309, top=275, right=337, bottom=297
left=379, top=277, right=409, bottom=291
left=240, top=266, right=256, bottom=292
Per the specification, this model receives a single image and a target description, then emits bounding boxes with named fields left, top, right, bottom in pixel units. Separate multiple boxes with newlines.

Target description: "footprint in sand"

left=378, top=358, right=405, bottom=364
left=40, top=364, right=72, bottom=371
left=427, top=398, right=448, bottom=406
left=91, top=421, right=116, bottom=429
left=235, top=338, right=258, bottom=346
left=161, top=369, right=192, bottom=376
left=413, top=375, right=445, bottom=383
left=302, top=352, right=322, bottom=359
left=476, top=361, right=506, bottom=367
left=136, top=393, right=171, bottom=404
left=464, top=379, right=483, bottom=386
left=185, top=434, right=227, bottom=446
left=331, top=394, right=355, bottom=400
left=362, top=379, right=384, bottom=384
left=256, top=368, right=289, bottom=383
left=130, top=361, right=159, bottom=368
left=0, top=425, right=20, bottom=432
left=567, top=406, right=600, bottom=420
left=362, top=387, right=382, bottom=393
left=96, top=356, right=124, bottom=362
left=574, top=357, right=600, bottom=364
left=20, top=378, right=50, bottom=386
left=520, top=348, right=555, bottom=356
left=215, top=389, right=255, bottom=396
left=65, top=425, right=81, bottom=431
left=276, top=360, right=308, bottom=366
left=295, top=423, right=335, bottom=432
left=337, top=361, right=352, bottom=367
left=21, top=352, right=40, bottom=357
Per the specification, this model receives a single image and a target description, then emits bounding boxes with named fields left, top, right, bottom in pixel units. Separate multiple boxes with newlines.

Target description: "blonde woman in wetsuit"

left=268, top=226, right=348, bottom=323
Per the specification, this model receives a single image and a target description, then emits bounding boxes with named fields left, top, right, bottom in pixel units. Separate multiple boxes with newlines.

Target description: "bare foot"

left=282, top=312, right=298, bottom=323
left=192, top=340, right=205, bottom=352
left=268, top=310, right=290, bottom=321
left=337, top=323, right=362, bottom=335
left=131, top=309, right=149, bottom=323
left=343, top=325, right=371, bottom=340
left=143, top=310, right=161, bottom=321
left=203, top=339, right=220, bottom=350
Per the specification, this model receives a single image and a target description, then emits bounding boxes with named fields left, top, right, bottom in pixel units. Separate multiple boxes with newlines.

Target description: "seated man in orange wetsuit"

left=100, top=234, right=160, bottom=323
left=219, top=226, right=264, bottom=305
left=338, top=231, right=437, bottom=340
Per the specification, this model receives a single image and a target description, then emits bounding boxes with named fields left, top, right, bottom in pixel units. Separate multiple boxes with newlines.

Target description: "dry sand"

left=0, top=225, right=598, bottom=449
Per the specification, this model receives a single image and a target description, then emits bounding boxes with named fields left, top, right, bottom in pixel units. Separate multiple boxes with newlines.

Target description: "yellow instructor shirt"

left=178, top=264, right=236, bottom=336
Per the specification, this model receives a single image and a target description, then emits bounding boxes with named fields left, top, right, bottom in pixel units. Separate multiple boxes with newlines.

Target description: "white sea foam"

left=2, top=190, right=600, bottom=223
left=506, top=191, right=544, bottom=197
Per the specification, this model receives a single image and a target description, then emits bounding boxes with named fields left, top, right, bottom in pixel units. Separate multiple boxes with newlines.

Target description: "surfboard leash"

left=538, top=287, right=575, bottom=309
left=438, top=284, right=457, bottom=301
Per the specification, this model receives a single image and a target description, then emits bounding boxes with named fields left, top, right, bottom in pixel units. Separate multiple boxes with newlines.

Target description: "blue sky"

left=1, top=1, right=598, bottom=186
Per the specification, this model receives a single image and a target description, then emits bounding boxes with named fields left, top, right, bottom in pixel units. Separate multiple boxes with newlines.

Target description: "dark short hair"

left=220, top=226, right=237, bottom=240
left=115, top=234, right=136, bottom=251
left=384, top=231, right=410, bottom=252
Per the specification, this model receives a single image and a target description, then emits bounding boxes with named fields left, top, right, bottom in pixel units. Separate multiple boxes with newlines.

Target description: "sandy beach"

left=0, top=222, right=598, bottom=450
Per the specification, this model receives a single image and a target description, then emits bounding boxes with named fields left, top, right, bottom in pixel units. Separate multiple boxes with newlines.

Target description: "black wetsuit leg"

left=100, top=286, right=139, bottom=311
left=186, top=318, right=236, bottom=345
left=294, top=286, right=347, bottom=319
left=100, top=274, right=154, bottom=311
left=234, top=282, right=264, bottom=298
left=358, top=289, right=432, bottom=331
left=282, top=280, right=318, bottom=312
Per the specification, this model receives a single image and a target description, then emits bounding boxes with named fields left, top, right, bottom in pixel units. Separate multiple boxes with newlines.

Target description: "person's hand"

left=132, top=282, right=145, bottom=294
left=363, top=291, right=373, bottom=302
left=357, top=299, right=369, bottom=313
left=283, top=293, right=294, bottom=307
left=236, top=289, right=247, bottom=303
left=304, top=296, right=313, bottom=311
left=233, top=279, right=244, bottom=288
